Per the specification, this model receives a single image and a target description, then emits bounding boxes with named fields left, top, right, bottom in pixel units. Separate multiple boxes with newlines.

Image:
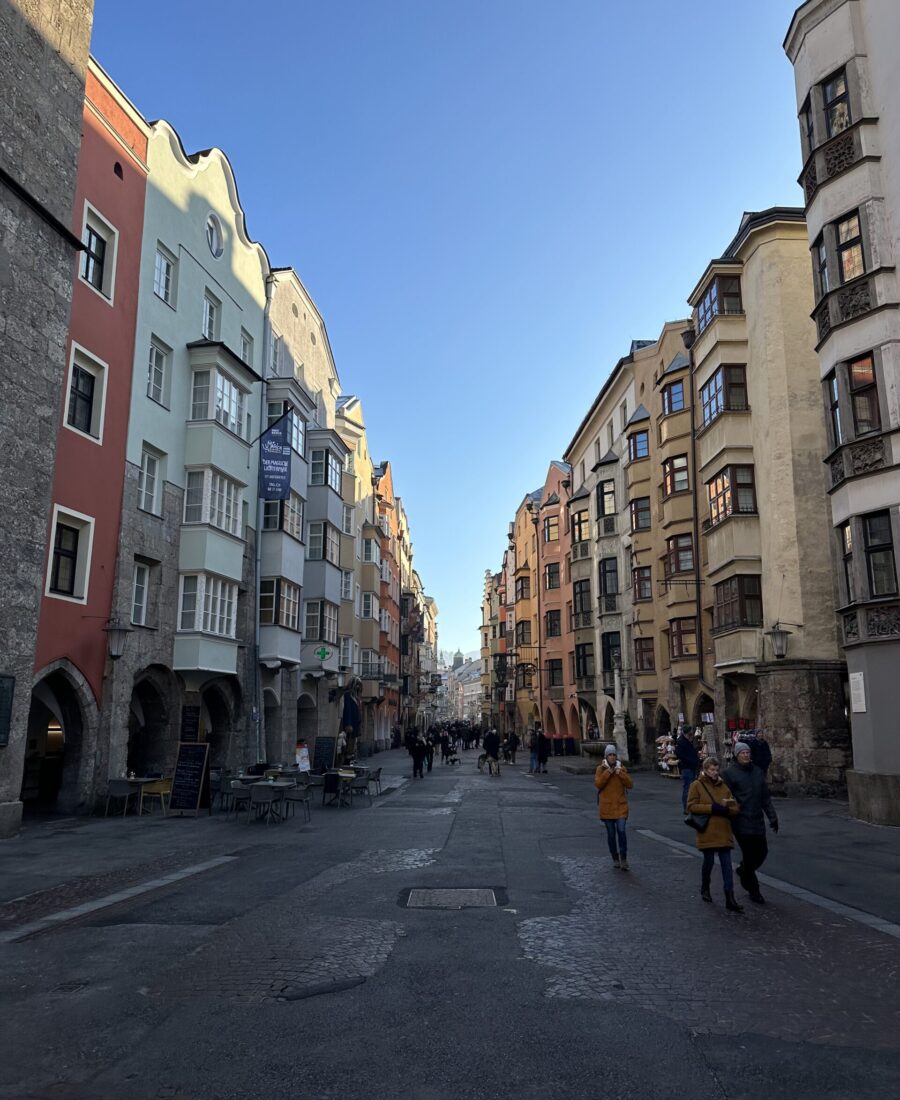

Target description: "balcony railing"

left=571, top=541, right=590, bottom=561
left=575, top=675, right=595, bottom=692
left=600, top=594, right=618, bottom=614
left=548, top=685, right=564, bottom=702
left=571, top=610, right=593, bottom=630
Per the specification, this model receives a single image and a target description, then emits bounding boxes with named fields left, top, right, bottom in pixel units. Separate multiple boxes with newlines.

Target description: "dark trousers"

left=735, top=832, right=768, bottom=895
left=680, top=767, right=697, bottom=813
left=413, top=760, right=424, bottom=778
left=603, top=818, right=627, bottom=859
left=701, top=848, right=734, bottom=893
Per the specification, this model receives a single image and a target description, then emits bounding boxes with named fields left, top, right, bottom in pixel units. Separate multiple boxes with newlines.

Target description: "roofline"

left=268, top=266, right=341, bottom=389
left=687, top=207, right=806, bottom=304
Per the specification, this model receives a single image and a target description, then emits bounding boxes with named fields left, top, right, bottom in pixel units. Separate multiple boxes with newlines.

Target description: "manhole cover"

left=407, top=889, right=496, bottom=909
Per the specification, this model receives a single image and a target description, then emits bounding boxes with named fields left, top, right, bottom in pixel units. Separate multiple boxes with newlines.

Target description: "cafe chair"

left=284, top=784, right=312, bottom=823
left=322, top=771, right=342, bottom=806
left=229, top=781, right=251, bottom=821
left=105, top=779, right=139, bottom=817
left=349, top=770, right=372, bottom=807
left=249, top=784, right=281, bottom=825
left=367, top=767, right=383, bottom=796
left=140, top=778, right=172, bottom=816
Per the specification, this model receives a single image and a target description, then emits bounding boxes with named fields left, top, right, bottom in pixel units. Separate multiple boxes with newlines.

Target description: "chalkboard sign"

left=313, top=736, right=336, bottom=772
left=0, top=675, right=14, bottom=748
left=168, top=742, right=210, bottom=816
left=180, top=705, right=200, bottom=743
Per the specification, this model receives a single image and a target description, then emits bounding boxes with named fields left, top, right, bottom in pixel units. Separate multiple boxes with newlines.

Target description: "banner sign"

left=259, top=414, right=292, bottom=500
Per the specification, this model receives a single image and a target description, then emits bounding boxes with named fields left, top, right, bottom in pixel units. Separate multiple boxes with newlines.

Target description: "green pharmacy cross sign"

left=315, top=646, right=332, bottom=661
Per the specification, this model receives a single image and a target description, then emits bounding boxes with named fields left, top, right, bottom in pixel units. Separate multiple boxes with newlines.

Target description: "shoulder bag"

left=683, top=781, right=717, bottom=833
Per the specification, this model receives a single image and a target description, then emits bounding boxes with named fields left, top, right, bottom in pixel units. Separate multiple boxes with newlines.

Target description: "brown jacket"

left=686, top=776, right=739, bottom=849
left=595, top=763, right=633, bottom=820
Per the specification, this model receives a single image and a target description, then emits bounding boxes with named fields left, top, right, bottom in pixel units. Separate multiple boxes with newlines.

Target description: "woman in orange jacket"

left=686, top=756, right=743, bottom=911
left=595, top=745, right=634, bottom=870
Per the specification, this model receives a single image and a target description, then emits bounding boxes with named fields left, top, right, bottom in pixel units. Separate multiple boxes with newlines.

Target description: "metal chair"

left=229, top=780, right=251, bottom=821
left=139, top=778, right=171, bottom=816
left=249, top=784, right=281, bottom=825
left=367, top=767, right=383, bottom=796
left=284, top=784, right=312, bottom=823
left=349, top=770, right=372, bottom=807
left=105, top=779, right=139, bottom=817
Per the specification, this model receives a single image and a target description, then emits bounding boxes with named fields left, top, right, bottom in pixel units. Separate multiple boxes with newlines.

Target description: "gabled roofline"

left=269, top=266, right=341, bottom=390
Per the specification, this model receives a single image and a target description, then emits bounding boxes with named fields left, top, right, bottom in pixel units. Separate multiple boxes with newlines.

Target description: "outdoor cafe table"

left=324, top=769, right=357, bottom=807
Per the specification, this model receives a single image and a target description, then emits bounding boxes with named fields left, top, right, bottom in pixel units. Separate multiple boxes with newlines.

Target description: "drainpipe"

left=253, top=276, right=274, bottom=762
left=684, top=325, right=715, bottom=703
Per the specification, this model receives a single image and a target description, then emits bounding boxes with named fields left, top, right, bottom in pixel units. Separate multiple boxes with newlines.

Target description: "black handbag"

left=683, top=781, right=715, bottom=832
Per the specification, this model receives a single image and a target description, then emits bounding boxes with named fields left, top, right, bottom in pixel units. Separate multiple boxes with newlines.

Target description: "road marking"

left=0, top=855, right=238, bottom=944
left=636, top=829, right=900, bottom=941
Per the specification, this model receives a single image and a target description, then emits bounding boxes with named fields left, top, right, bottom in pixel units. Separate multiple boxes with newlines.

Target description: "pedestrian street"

left=1, top=749, right=898, bottom=1100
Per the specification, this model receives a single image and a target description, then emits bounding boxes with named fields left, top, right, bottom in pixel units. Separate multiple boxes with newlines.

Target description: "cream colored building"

left=786, top=0, right=900, bottom=822
left=687, top=208, right=848, bottom=788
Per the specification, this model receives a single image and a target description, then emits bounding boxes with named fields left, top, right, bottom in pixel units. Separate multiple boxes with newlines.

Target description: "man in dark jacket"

left=483, top=728, right=501, bottom=776
left=724, top=742, right=779, bottom=904
left=675, top=727, right=702, bottom=813
left=537, top=730, right=551, bottom=773
left=750, top=732, right=772, bottom=775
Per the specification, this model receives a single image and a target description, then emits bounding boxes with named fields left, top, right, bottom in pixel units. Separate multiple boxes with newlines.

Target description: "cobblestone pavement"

left=518, top=844, right=900, bottom=1049
left=156, top=848, right=436, bottom=1004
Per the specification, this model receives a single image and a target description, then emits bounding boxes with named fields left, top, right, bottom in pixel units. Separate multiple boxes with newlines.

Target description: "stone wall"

left=0, top=0, right=94, bottom=836
left=757, top=659, right=851, bottom=795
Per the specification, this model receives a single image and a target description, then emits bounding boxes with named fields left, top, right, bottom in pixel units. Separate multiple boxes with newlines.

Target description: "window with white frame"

left=279, top=580, right=300, bottom=630
left=202, top=291, right=220, bottom=340
left=345, top=451, right=356, bottom=475
left=363, top=538, right=381, bottom=565
left=259, top=578, right=276, bottom=624
left=341, top=570, right=353, bottom=600
left=327, top=452, right=342, bottom=491
left=147, top=337, right=169, bottom=406
left=323, top=602, right=338, bottom=643
left=182, top=469, right=242, bottom=536
left=191, top=370, right=211, bottom=420
left=284, top=493, right=304, bottom=540
left=79, top=203, right=117, bottom=301
left=138, top=446, right=163, bottom=514
left=310, top=449, right=325, bottom=484
left=271, top=332, right=282, bottom=376
left=308, top=521, right=324, bottom=560
left=325, top=524, right=340, bottom=564
left=132, top=562, right=149, bottom=625
left=214, top=372, right=244, bottom=436
left=178, top=573, right=237, bottom=637
left=153, top=244, right=176, bottom=305
left=240, top=328, right=253, bottom=366
left=262, top=499, right=280, bottom=531
left=339, top=635, right=353, bottom=668
left=342, top=504, right=354, bottom=536
left=289, top=410, right=304, bottom=456
left=46, top=505, right=94, bottom=603
left=304, top=600, right=321, bottom=639
left=65, top=344, right=107, bottom=442
left=362, top=591, right=379, bottom=618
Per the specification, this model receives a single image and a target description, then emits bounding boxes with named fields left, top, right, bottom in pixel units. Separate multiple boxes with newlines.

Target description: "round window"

left=206, top=214, right=224, bottom=259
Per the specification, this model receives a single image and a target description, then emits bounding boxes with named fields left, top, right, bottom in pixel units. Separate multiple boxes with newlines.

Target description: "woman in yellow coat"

left=595, top=745, right=634, bottom=870
left=686, top=756, right=743, bottom=911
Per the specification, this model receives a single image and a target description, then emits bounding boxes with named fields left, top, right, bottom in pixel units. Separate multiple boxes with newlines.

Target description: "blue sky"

left=92, top=0, right=804, bottom=656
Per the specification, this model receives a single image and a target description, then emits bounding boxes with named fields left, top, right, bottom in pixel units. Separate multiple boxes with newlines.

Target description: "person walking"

left=483, top=728, right=501, bottom=776
left=425, top=735, right=435, bottom=773
left=411, top=737, right=427, bottom=779
left=749, top=731, right=773, bottom=776
left=724, top=741, right=779, bottom=904
left=595, top=745, right=634, bottom=870
left=686, top=757, right=743, bottom=911
left=675, top=725, right=702, bottom=814
left=508, top=730, right=520, bottom=765
left=537, top=730, right=551, bottom=774
left=527, top=730, right=539, bottom=774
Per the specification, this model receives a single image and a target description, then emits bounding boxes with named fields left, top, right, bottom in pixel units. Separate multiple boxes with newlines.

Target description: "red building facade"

left=25, top=62, right=149, bottom=811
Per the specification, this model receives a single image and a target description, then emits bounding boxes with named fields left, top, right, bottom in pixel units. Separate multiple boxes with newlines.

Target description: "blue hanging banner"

left=259, top=414, right=292, bottom=500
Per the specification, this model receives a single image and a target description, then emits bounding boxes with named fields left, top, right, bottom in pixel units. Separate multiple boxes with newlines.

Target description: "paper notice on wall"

left=849, top=671, right=866, bottom=713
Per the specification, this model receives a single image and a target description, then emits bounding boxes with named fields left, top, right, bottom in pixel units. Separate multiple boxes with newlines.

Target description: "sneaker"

left=619, top=860, right=629, bottom=872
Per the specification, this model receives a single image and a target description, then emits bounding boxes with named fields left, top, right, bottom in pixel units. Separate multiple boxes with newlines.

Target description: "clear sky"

left=91, top=0, right=804, bottom=657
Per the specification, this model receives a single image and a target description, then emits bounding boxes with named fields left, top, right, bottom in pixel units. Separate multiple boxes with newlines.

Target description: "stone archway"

left=263, top=686, right=281, bottom=764
left=656, top=705, right=672, bottom=737
left=544, top=707, right=557, bottom=736
left=568, top=704, right=581, bottom=741
left=23, top=661, right=97, bottom=814
left=603, top=701, right=615, bottom=741
left=201, top=678, right=242, bottom=769
left=692, top=692, right=715, bottom=729
left=297, top=692, right=318, bottom=746
left=128, top=670, right=174, bottom=778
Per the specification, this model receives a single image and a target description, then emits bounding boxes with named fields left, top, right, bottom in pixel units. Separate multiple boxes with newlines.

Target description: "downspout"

left=685, top=325, right=716, bottom=699
left=253, top=275, right=274, bottom=761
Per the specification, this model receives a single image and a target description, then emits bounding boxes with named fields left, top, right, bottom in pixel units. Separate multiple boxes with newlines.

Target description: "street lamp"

left=103, top=617, right=132, bottom=661
left=766, top=622, right=793, bottom=660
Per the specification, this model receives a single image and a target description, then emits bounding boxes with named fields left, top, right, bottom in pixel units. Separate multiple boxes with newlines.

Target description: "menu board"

left=180, top=705, right=201, bottom=743
left=168, top=742, right=210, bottom=816
left=313, top=736, right=336, bottom=772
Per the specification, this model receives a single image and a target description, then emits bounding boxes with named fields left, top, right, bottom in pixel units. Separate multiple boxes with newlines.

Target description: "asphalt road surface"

left=1, top=749, right=898, bottom=1100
